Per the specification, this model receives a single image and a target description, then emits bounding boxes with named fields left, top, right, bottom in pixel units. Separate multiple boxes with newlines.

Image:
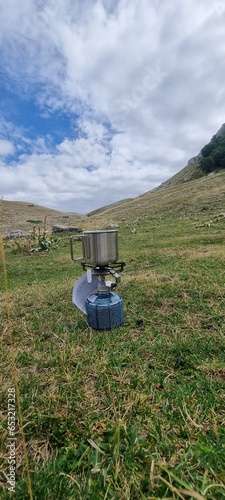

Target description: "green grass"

left=26, top=220, right=43, bottom=225
left=1, top=217, right=225, bottom=499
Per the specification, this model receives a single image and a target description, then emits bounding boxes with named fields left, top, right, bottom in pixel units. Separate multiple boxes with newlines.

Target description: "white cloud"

left=0, top=0, right=225, bottom=212
left=0, top=139, right=15, bottom=157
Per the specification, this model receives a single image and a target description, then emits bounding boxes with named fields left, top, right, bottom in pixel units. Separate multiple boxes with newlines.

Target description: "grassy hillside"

left=83, top=170, right=225, bottom=230
left=1, top=182, right=225, bottom=497
left=2, top=168, right=225, bottom=237
left=0, top=200, right=86, bottom=237
left=149, top=159, right=203, bottom=192
left=87, top=198, right=133, bottom=217
left=87, top=123, right=225, bottom=213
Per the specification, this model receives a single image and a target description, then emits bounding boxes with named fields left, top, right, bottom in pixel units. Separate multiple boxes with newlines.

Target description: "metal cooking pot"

left=70, top=230, right=118, bottom=266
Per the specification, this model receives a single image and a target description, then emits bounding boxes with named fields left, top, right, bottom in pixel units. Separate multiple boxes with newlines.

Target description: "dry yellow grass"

left=0, top=199, right=86, bottom=237
left=85, top=170, right=225, bottom=228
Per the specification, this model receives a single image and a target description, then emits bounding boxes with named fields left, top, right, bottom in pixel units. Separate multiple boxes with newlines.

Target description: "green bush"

left=200, top=133, right=225, bottom=173
left=30, top=232, right=59, bottom=252
left=199, top=156, right=215, bottom=174
left=6, top=219, right=60, bottom=254
left=26, top=219, right=43, bottom=224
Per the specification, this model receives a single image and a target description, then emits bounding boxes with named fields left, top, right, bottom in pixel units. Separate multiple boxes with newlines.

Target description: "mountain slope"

left=150, top=123, right=225, bottom=193
left=149, top=154, right=203, bottom=192
left=2, top=124, right=225, bottom=234
left=86, top=170, right=225, bottom=228
left=0, top=200, right=86, bottom=237
left=87, top=198, right=133, bottom=216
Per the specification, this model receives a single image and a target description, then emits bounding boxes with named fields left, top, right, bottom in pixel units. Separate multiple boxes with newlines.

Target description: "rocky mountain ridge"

left=149, top=123, right=225, bottom=193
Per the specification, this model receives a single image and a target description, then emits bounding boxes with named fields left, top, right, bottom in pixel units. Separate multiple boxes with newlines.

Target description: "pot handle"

left=70, top=235, right=84, bottom=261
left=82, top=234, right=91, bottom=260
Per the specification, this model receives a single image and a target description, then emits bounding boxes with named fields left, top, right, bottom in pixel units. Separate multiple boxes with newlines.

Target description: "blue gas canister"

left=85, top=291, right=124, bottom=330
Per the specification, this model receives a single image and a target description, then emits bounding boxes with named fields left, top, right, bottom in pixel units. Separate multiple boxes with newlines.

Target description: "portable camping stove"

left=70, top=230, right=125, bottom=330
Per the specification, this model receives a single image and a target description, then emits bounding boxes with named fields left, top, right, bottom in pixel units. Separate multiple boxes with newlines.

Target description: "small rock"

left=136, top=318, right=144, bottom=328
left=52, top=225, right=82, bottom=233
left=5, top=230, right=29, bottom=239
left=176, top=357, right=186, bottom=368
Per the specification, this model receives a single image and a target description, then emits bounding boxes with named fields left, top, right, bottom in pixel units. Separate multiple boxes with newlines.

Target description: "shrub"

left=6, top=217, right=59, bottom=254
left=26, top=219, right=43, bottom=224
left=30, top=230, right=59, bottom=252
left=199, top=156, right=215, bottom=174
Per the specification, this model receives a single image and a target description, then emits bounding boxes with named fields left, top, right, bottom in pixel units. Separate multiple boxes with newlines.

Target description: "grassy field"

left=1, top=211, right=225, bottom=498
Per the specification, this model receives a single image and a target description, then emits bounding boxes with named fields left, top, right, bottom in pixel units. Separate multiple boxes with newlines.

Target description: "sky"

left=0, top=0, right=225, bottom=214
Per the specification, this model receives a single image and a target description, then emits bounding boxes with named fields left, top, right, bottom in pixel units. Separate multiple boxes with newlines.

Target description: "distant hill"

left=86, top=170, right=225, bottom=228
left=87, top=198, right=133, bottom=216
left=86, top=122, right=225, bottom=226
left=0, top=200, right=86, bottom=237
left=88, top=123, right=225, bottom=215
left=2, top=124, right=225, bottom=235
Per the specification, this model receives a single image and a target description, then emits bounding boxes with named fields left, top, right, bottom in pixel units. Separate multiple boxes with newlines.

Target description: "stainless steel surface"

left=70, top=235, right=84, bottom=261
left=70, top=230, right=119, bottom=266
left=82, top=230, right=118, bottom=266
